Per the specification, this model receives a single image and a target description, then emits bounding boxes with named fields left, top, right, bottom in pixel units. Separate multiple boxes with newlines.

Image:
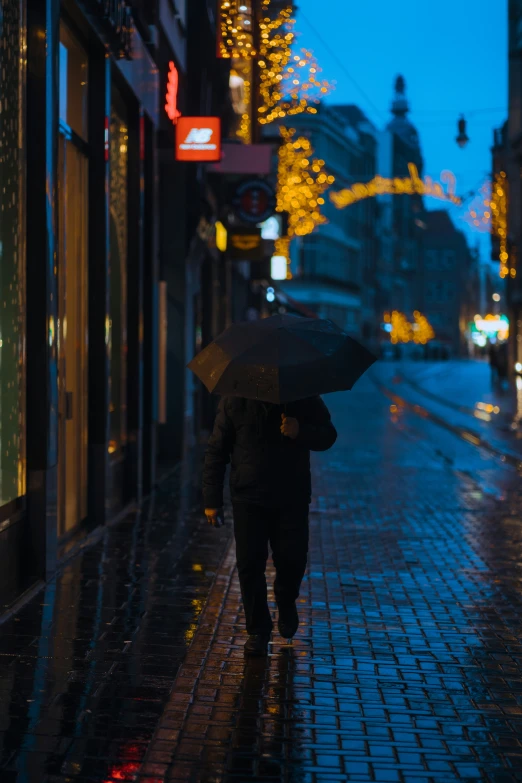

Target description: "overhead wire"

left=296, top=11, right=506, bottom=123
left=297, top=9, right=385, bottom=123
left=295, top=6, right=500, bottom=221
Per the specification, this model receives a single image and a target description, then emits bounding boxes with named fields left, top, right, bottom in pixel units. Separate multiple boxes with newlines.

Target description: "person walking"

left=203, top=396, right=337, bottom=657
left=496, top=341, right=508, bottom=385
left=488, top=341, right=498, bottom=384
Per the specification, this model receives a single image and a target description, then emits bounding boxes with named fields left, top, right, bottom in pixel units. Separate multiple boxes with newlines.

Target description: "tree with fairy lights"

left=276, top=128, right=334, bottom=235
left=218, top=1, right=335, bottom=279
left=257, top=4, right=333, bottom=125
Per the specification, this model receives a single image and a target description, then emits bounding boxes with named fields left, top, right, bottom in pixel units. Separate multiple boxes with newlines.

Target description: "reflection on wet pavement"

left=4, top=363, right=522, bottom=781
left=0, top=466, right=232, bottom=782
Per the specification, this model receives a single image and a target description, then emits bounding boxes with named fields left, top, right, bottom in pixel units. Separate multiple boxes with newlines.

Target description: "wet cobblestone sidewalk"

left=4, top=364, right=522, bottom=782
left=140, top=374, right=522, bottom=783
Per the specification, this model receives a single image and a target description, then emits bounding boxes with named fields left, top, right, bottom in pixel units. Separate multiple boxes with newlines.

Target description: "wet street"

left=3, top=359, right=522, bottom=783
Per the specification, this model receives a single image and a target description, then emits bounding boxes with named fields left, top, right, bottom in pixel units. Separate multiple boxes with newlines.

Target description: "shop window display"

left=0, top=0, right=25, bottom=508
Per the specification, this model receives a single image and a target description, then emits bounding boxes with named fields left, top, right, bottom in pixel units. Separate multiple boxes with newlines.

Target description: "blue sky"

left=293, top=0, right=508, bottom=262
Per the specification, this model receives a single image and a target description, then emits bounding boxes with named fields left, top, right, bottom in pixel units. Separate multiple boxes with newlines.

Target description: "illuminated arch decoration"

left=330, top=163, right=461, bottom=209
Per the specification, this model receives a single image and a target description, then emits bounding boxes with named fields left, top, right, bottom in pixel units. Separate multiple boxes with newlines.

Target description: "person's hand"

left=205, top=508, right=223, bottom=526
left=281, top=414, right=299, bottom=439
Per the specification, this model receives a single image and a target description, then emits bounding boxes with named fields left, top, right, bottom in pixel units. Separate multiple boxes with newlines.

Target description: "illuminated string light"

left=220, top=1, right=332, bottom=132
left=257, top=2, right=333, bottom=125
left=385, top=310, right=435, bottom=345
left=462, top=181, right=492, bottom=233
left=490, top=172, right=511, bottom=278
left=237, top=70, right=251, bottom=143
left=218, top=0, right=256, bottom=59
left=330, top=164, right=461, bottom=209
left=276, top=127, right=335, bottom=239
left=230, top=63, right=252, bottom=143
left=412, top=311, right=435, bottom=345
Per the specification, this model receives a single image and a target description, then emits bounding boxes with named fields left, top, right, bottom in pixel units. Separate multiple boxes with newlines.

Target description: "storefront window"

left=0, top=0, right=26, bottom=507
left=108, top=99, right=128, bottom=455
left=59, top=25, right=88, bottom=140
left=57, top=23, right=89, bottom=534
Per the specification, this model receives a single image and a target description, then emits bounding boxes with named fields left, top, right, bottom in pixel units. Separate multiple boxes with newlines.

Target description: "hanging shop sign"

left=232, top=178, right=276, bottom=224
left=330, top=163, right=461, bottom=209
left=228, top=228, right=264, bottom=261
left=165, top=61, right=182, bottom=125
left=175, top=117, right=222, bottom=162
left=86, top=0, right=133, bottom=58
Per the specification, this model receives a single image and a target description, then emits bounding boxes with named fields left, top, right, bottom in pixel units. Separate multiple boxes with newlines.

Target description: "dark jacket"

left=203, top=396, right=337, bottom=509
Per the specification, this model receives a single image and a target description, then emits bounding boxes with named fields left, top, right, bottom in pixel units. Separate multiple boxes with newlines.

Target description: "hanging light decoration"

left=218, top=0, right=257, bottom=59
left=276, top=127, right=334, bottom=238
left=412, top=311, right=435, bottom=345
left=385, top=311, right=435, bottom=345
left=257, top=3, right=333, bottom=125
left=276, top=127, right=335, bottom=280
left=456, top=115, right=470, bottom=149
left=462, top=180, right=492, bottom=233
left=491, top=171, right=511, bottom=278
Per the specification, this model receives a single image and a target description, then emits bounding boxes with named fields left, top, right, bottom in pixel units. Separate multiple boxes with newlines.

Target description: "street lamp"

left=456, top=115, right=469, bottom=149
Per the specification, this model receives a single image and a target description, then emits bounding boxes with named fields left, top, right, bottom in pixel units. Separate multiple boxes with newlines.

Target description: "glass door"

left=57, top=24, right=89, bottom=536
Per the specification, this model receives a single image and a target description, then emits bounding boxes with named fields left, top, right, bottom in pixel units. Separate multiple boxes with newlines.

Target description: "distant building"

left=270, top=103, right=378, bottom=336
left=377, top=76, right=426, bottom=322
left=330, top=104, right=380, bottom=342
left=421, top=210, right=474, bottom=355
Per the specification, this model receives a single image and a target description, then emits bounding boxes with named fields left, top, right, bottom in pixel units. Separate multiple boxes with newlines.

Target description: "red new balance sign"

left=175, top=117, right=222, bottom=162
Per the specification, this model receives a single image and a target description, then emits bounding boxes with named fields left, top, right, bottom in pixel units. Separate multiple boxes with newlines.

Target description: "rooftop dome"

left=386, top=75, right=420, bottom=149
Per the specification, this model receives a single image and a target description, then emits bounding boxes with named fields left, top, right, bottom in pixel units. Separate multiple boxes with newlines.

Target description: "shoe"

left=278, top=603, right=299, bottom=639
left=244, top=634, right=270, bottom=657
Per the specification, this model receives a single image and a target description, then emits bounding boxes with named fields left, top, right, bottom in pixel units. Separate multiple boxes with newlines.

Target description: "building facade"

left=377, top=76, right=426, bottom=324
left=271, top=103, right=378, bottom=336
left=493, top=0, right=521, bottom=378
left=0, top=0, right=173, bottom=607
left=420, top=211, right=474, bottom=355
left=0, top=0, right=243, bottom=608
left=331, top=105, right=380, bottom=343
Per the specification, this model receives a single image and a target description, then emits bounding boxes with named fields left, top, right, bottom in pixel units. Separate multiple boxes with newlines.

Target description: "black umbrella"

left=187, top=314, right=376, bottom=404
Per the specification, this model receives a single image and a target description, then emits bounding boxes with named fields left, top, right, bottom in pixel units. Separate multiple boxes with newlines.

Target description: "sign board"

left=227, top=227, right=264, bottom=261
left=165, top=61, right=181, bottom=124
left=271, top=255, right=287, bottom=280
left=470, top=314, right=509, bottom=336
left=232, top=178, right=276, bottom=224
left=175, top=117, right=221, bottom=162
left=209, top=143, right=273, bottom=174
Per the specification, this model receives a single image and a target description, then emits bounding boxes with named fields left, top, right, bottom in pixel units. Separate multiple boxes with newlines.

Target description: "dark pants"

left=233, top=503, right=309, bottom=635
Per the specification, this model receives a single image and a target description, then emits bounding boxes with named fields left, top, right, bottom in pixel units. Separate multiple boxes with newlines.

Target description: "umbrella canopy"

left=187, top=314, right=377, bottom=404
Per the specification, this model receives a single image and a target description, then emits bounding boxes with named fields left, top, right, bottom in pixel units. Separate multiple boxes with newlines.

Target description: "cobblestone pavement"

left=4, top=361, right=522, bottom=782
